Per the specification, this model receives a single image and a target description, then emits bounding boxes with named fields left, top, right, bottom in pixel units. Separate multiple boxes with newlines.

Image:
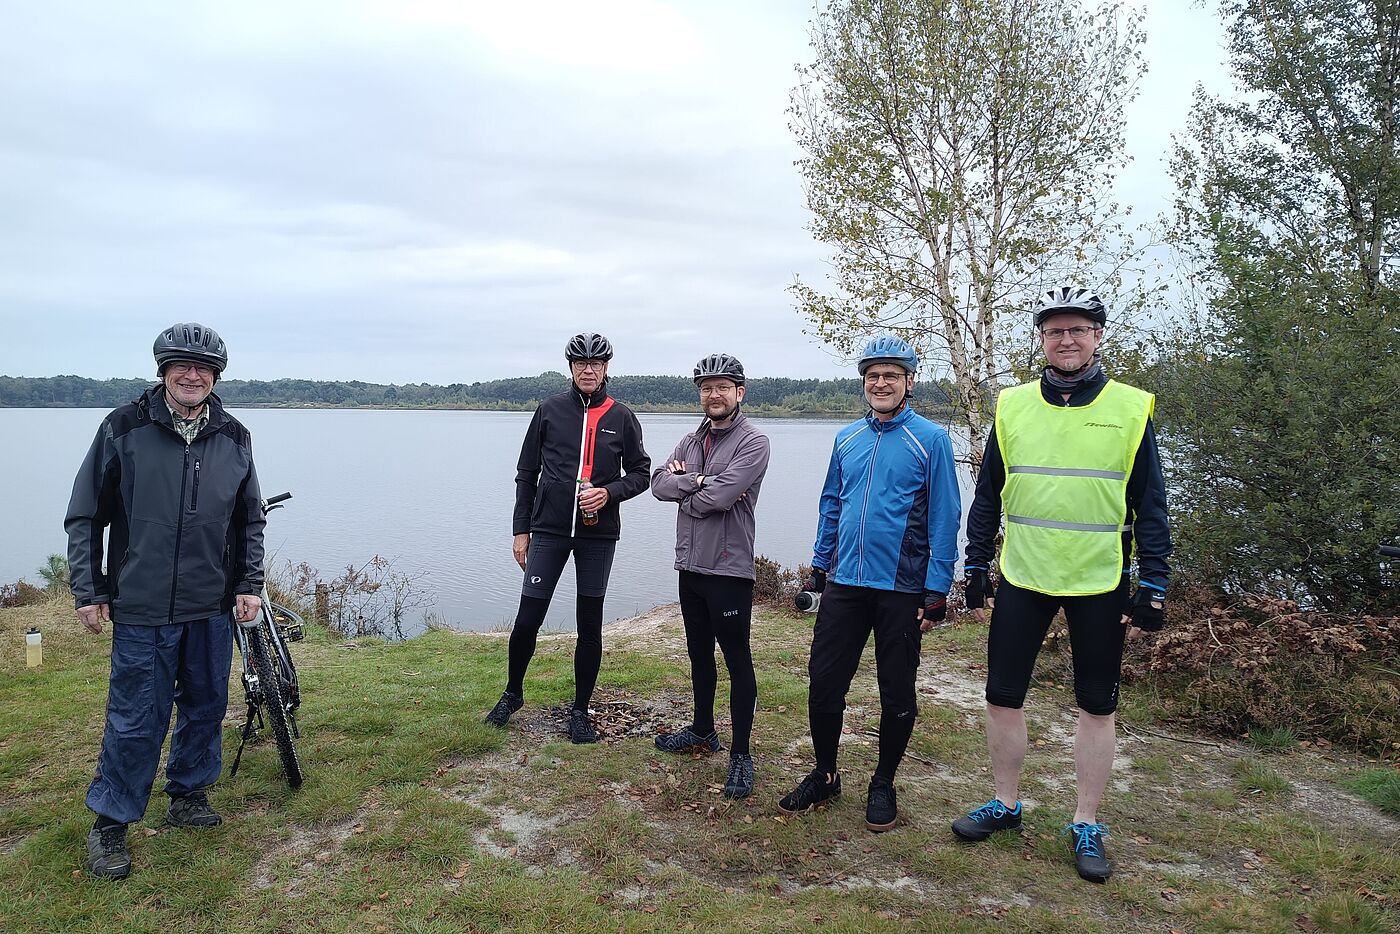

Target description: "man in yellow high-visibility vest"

left=951, top=287, right=1172, bottom=884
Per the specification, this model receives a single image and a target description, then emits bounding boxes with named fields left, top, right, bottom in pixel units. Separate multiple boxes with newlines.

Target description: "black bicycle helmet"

left=693, top=353, right=745, bottom=386
left=153, top=322, right=228, bottom=374
left=1033, top=287, right=1107, bottom=328
left=857, top=335, right=918, bottom=375
left=565, top=333, right=614, bottom=362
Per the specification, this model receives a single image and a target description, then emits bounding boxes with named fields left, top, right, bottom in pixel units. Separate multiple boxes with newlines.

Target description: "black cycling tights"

left=679, top=571, right=757, bottom=757
left=505, top=593, right=606, bottom=712
left=505, top=533, right=616, bottom=711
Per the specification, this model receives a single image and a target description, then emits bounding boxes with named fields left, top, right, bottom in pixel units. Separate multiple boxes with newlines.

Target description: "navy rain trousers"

left=86, top=613, right=233, bottom=824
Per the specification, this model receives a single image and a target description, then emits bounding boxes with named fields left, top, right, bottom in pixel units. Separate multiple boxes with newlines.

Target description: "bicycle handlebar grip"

left=1380, top=545, right=1400, bottom=558
left=265, top=492, right=293, bottom=506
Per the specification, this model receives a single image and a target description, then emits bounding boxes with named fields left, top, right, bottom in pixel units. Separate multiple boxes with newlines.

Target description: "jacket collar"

left=570, top=382, right=611, bottom=409
left=865, top=404, right=916, bottom=432
left=694, top=411, right=747, bottom=439
left=141, top=384, right=229, bottom=437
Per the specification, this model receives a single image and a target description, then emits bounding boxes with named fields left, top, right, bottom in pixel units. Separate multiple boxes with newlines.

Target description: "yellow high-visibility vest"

left=994, top=379, right=1153, bottom=596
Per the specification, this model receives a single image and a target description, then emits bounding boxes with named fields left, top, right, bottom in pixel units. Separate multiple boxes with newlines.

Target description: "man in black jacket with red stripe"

left=484, top=333, right=651, bottom=743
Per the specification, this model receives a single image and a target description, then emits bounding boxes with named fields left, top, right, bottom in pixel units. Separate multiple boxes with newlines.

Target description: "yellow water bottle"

left=25, top=628, right=42, bottom=668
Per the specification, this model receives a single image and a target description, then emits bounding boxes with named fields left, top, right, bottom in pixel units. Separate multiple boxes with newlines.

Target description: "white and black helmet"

left=153, top=322, right=228, bottom=374
left=565, top=332, right=614, bottom=362
left=693, top=353, right=745, bottom=386
left=1033, top=287, right=1107, bottom=328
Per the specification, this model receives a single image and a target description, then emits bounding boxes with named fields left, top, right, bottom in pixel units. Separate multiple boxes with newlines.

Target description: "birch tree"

left=790, top=0, right=1147, bottom=452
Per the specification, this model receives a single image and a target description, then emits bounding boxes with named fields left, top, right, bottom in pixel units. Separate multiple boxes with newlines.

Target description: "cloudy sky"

left=0, top=0, right=1229, bottom=384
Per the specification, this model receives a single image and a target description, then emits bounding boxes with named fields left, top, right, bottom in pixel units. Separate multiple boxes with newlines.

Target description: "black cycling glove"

left=807, top=568, right=827, bottom=593
left=964, top=567, right=990, bottom=610
left=922, top=591, right=947, bottom=623
left=1128, top=587, right=1165, bottom=631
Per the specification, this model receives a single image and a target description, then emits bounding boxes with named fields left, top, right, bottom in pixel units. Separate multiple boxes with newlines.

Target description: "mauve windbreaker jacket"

left=650, top=412, right=770, bottom=581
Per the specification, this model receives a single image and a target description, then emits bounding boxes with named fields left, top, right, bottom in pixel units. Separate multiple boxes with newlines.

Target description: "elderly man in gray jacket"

left=650, top=353, right=771, bottom=799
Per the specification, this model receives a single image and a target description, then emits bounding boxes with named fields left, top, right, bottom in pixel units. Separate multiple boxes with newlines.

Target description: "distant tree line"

left=0, top=373, right=956, bottom=417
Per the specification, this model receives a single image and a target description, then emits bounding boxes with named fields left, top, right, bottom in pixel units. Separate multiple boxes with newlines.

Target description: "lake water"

left=0, top=408, right=973, bottom=634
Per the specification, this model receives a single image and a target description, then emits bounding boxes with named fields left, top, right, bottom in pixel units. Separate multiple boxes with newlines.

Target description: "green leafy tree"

left=789, top=0, right=1147, bottom=452
left=1164, top=0, right=1399, bottom=612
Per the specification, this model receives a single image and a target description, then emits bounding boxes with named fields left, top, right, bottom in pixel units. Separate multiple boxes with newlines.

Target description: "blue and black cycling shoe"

left=1065, top=821, right=1112, bottom=883
left=778, top=769, right=841, bottom=815
left=723, top=753, right=755, bottom=799
left=951, top=798, right=1023, bottom=841
left=654, top=726, right=721, bottom=755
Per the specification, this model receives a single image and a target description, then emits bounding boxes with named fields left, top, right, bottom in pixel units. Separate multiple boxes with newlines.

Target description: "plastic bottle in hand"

left=579, top=480, right=599, bottom=526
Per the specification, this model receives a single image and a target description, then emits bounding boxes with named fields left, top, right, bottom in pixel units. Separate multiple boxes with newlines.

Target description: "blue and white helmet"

left=857, top=335, right=918, bottom=375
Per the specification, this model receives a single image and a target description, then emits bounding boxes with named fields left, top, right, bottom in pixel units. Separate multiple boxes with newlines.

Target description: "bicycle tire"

left=249, top=618, right=305, bottom=789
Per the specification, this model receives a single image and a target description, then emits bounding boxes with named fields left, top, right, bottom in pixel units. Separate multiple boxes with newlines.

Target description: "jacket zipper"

left=169, top=444, right=190, bottom=623
left=190, top=457, right=201, bottom=511
left=572, top=396, right=590, bottom=537
left=857, top=426, right=883, bottom=584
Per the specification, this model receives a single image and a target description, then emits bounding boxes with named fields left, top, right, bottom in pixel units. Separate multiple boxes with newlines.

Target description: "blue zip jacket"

left=812, top=405, right=960, bottom=594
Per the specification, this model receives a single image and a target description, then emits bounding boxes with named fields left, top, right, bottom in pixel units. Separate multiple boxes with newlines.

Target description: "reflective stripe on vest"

left=994, top=379, right=1153, bottom=596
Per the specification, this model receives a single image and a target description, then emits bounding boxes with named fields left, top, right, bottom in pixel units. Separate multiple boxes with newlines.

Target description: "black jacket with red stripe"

left=512, top=383, right=651, bottom=540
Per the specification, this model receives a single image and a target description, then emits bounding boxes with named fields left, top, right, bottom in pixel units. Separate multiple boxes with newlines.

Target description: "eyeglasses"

left=863, top=371, right=907, bottom=385
left=699, top=384, right=736, bottom=397
left=1040, top=326, right=1097, bottom=340
left=167, top=362, right=214, bottom=377
left=571, top=360, right=606, bottom=372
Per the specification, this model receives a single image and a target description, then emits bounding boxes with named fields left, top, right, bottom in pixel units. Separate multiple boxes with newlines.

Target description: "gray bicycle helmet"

left=857, top=335, right=918, bottom=375
left=1033, top=287, right=1107, bottom=328
left=153, top=322, right=228, bottom=374
left=565, top=333, right=614, bottom=362
left=693, top=353, right=745, bottom=386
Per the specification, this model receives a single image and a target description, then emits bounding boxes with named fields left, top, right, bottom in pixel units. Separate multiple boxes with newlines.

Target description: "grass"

left=2, top=596, right=1398, bottom=932
left=1245, top=726, right=1298, bottom=753
left=1345, top=769, right=1400, bottom=816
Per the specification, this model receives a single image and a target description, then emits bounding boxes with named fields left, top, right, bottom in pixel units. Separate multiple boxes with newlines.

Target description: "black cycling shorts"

left=808, top=583, right=924, bottom=719
left=521, top=532, right=617, bottom=600
left=984, top=577, right=1129, bottom=716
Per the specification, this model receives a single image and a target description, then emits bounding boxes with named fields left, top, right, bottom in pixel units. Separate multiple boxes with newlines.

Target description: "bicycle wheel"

left=249, top=617, right=305, bottom=789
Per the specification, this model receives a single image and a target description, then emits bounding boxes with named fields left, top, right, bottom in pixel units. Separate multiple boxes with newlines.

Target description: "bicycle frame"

left=228, top=492, right=304, bottom=787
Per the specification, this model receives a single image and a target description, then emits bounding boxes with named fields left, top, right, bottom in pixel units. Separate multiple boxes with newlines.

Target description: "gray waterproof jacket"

left=65, top=385, right=266, bottom=626
left=650, top=412, right=770, bottom=581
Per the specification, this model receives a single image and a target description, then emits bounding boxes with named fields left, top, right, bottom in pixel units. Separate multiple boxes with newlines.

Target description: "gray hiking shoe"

left=86, top=823, right=132, bottom=879
left=166, top=789, right=223, bottom=828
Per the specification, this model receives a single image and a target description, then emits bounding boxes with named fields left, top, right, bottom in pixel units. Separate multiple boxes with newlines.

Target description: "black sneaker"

left=567, top=706, right=598, bottom=744
left=86, top=822, right=132, bottom=879
left=865, top=775, right=899, bottom=832
left=484, top=690, right=523, bottom=728
left=166, top=789, right=223, bottom=828
left=654, top=727, right=722, bottom=755
left=777, top=769, right=841, bottom=815
left=1066, top=822, right=1112, bottom=883
left=723, top=753, right=755, bottom=799
left=952, top=798, right=1023, bottom=841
